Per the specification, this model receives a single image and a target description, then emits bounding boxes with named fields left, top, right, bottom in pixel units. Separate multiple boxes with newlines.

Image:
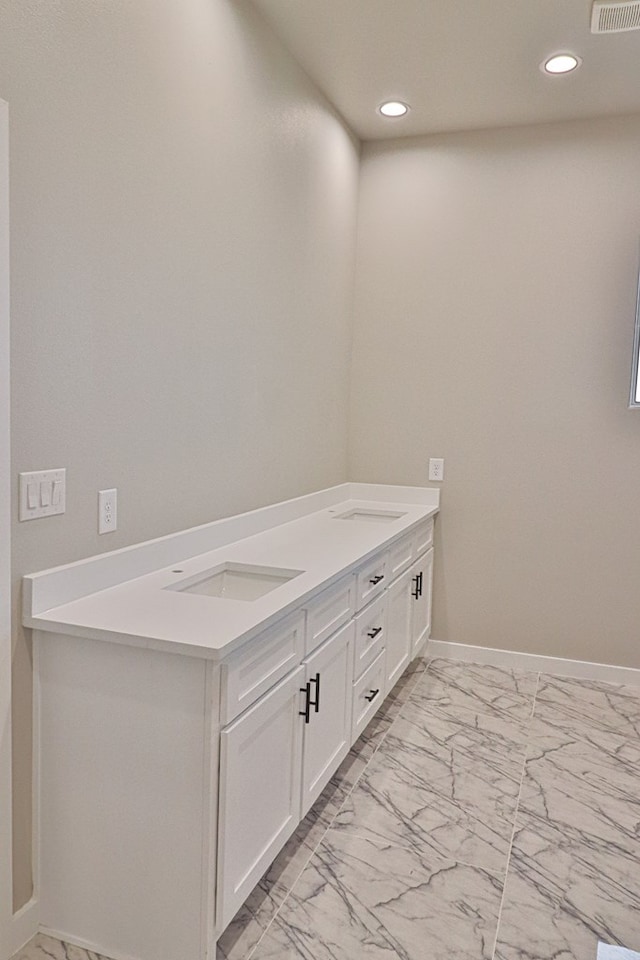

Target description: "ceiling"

left=251, top=0, right=640, bottom=140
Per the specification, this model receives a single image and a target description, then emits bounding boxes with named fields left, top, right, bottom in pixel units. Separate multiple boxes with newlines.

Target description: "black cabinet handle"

left=299, top=682, right=311, bottom=724
left=412, top=575, right=420, bottom=599
left=418, top=571, right=423, bottom=598
left=367, top=626, right=382, bottom=639
left=369, top=574, right=384, bottom=585
left=309, top=672, right=321, bottom=713
left=365, top=688, right=380, bottom=703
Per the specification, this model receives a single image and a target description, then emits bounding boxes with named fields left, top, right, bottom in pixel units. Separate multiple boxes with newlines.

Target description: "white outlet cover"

left=428, top=458, right=445, bottom=482
left=98, top=488, right=118, bottom=534
left=19, top=469, right=66, bottom=521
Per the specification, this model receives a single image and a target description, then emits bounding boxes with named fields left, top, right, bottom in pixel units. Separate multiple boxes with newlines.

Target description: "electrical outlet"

left=428, top=458, right=444, bottom=482
left=98, top=488, right=117, bottom=534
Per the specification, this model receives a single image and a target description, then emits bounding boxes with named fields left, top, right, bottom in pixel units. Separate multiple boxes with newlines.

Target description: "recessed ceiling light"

left=541, top=53, right=582, bottom=75
left=379, top=101, right=410, bottom=118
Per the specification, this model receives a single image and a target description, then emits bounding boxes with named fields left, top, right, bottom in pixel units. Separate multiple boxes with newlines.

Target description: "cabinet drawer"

left=353, top=594, right=387, bottom=681
left=304, top=574, right=355, bottom=656
left=387, top=531, right=414, bottom=582
left=352, top=649, right=386, bottom=741
left=355, top=552, right=388, bottom=610
left=413, top=518, right=434, bottom=558
left=221, top=610, right=305, bottom=724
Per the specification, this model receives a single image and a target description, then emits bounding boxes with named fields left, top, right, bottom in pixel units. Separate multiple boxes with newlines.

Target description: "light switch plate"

left=19, top=469, right=66, bottom=521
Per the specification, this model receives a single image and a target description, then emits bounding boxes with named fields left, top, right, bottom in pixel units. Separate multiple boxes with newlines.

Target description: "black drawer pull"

left=366, top=626, right=382, bottom=639
left=369, top=574, right=384, bottom=585
left=411, top=575, right=420, bottom=599
left=418, top=571, right=423, bottom=598
left=365, top=688, right=380, bottom=703
left=309, top=672, right=321, bottom=713
left=299, top=682, right=312, bottom=724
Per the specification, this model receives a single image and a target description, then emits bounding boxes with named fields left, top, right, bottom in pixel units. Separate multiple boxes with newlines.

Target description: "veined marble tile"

left=332, top=734, right=518, bottom=872
left=520, top=722, right=640, bottom=854
left=493, top=868, right=626, bottom=960
left=369, top=703, right=528, bottom=838
left=250, top=829, right=503, bottom=960
left=495, top=813, right=640, bottom=960
left=411, top=659, right=538, bottom=722
left=535, top=674, right=640, bottom=740
left=10, top=934, right=109, bottom=960
left=510, top=810, right=640, bottom=907
left=398, top=696, right=529, bottom=782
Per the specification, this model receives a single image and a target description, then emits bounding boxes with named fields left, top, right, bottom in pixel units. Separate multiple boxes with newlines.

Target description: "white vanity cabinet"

left=26, top=484, right=438, bottom=960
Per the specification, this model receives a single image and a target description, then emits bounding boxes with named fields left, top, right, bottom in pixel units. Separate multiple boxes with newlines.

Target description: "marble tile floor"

left=12, top=658, right=640, bottom=960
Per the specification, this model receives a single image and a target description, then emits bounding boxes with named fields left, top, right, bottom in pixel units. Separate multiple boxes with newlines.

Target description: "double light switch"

left=19, top=469, right=66, bottom=520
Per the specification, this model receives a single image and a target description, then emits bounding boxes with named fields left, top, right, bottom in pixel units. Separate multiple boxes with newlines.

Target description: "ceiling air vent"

left=591, top=0, right=640, bottom=33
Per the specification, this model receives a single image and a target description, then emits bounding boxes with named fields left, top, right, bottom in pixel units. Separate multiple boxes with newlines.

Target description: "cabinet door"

left=217, top=667, right=304, bottom=931
left=301, top=621, right=354, bottom=817
left=410, top=548, right=433, bottom=659
left=385, top=568, right=413, bottom=691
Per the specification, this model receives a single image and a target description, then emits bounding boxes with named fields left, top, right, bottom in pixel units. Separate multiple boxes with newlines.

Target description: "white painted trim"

left=427, top=639, right=640, bottom=687
left=0, top=98, right=38, bottom=960
left=6, top=899, right=38, bottom=958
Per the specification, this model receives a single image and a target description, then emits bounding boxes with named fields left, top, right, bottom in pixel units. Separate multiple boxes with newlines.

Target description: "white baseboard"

left=427, top=639, right=640, bottom=687
left=6, top=896, right=39, bottom=958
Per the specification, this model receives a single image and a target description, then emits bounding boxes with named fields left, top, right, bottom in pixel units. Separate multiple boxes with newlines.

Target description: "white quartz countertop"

left=23, top=484, right=438, bottom=661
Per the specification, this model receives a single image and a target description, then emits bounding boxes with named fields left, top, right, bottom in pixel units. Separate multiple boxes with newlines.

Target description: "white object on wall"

left=428, top=458, right=444, bottom=482
left=98, top=489, right=117, bottom=535
left=18, top=470, right=66, bottom=521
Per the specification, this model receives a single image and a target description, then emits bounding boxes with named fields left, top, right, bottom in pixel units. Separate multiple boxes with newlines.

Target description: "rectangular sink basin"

left=166, top=563, right=304, bottom=601
left=334, top=508, right=406, bottom=523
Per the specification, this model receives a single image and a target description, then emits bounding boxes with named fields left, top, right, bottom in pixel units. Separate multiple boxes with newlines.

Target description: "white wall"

left=0, top=0, right=360, bottom=910
left=350, top=114, right=640, bottom=668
